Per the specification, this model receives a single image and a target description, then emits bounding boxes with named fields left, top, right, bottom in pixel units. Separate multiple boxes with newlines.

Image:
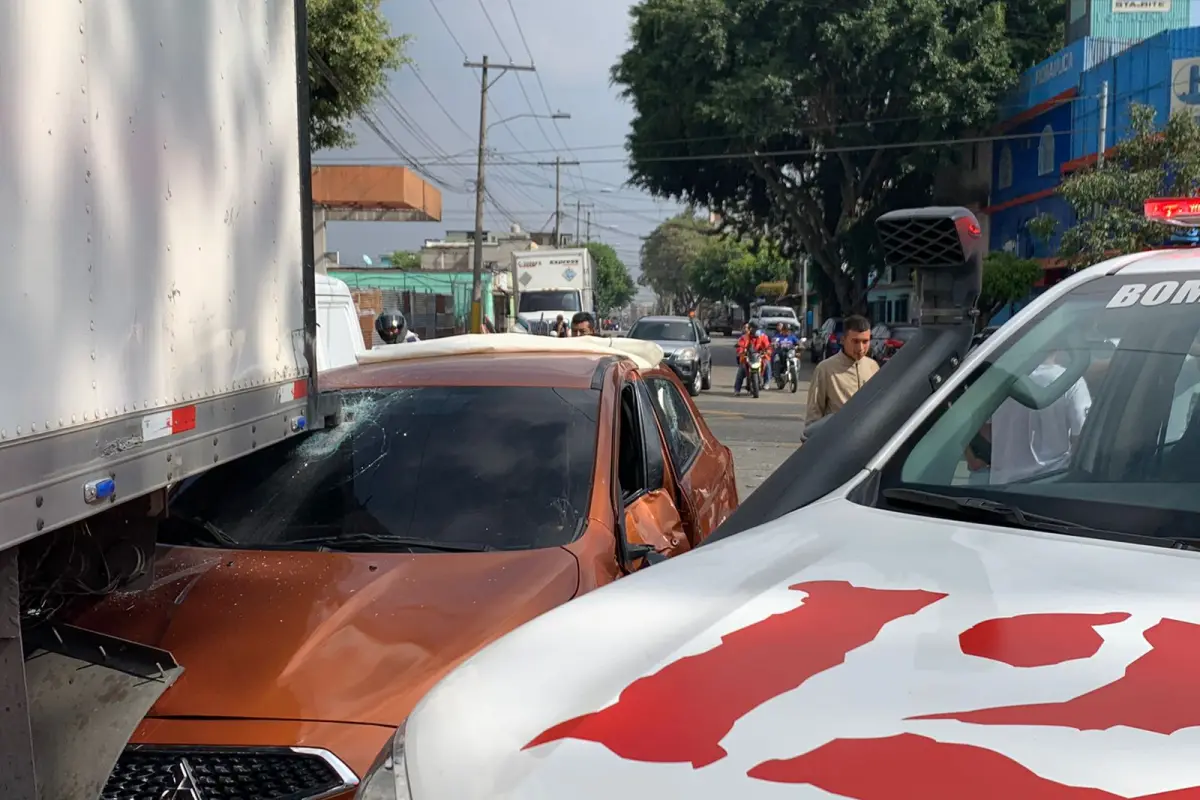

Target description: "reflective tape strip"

left=141, top=406, right=197, bottom=441
left=278, top=379, right=307, bottom=404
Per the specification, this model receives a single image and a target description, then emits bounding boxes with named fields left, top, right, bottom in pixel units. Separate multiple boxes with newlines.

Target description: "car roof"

left=323, top=351, right=614, bottom=391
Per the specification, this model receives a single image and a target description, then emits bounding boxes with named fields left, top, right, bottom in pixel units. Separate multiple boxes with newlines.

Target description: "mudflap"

left=25, top=624, right=181, bottom=800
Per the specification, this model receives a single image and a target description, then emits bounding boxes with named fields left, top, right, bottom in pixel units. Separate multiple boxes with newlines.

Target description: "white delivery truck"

left=512, top=248, right=595, bottom=334
left=0, top=2, right=330, bottom=797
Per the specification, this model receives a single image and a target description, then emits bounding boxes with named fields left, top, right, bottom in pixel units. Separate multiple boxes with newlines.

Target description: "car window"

left=881, top=272, right=1200, bottom=534
left=618, top=383, right=665, bottom=500
left=162, top=386, right=600, bottom=551
left=645, top=376, right=702, bottom=471
left=518, top=290, right=581, bottom=313
left=629, top=320, right=695, bottom=342
left=760, top=306, right=796, bottom=318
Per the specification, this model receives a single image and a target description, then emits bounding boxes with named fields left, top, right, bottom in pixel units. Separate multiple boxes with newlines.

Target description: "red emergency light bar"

left=1145, top=198, right=1200, bottom=226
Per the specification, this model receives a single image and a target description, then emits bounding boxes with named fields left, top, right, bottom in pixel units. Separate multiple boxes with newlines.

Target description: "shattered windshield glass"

left=162, top=387, right=601, bottom=551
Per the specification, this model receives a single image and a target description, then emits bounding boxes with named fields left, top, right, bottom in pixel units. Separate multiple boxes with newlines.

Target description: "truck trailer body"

left=0, top=1, right=315, bottom=797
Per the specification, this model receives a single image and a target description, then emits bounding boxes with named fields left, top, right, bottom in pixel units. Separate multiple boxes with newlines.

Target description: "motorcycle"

left=785, top=346, right=800, bottom=393
left=740, top=344, right=764, bottom=398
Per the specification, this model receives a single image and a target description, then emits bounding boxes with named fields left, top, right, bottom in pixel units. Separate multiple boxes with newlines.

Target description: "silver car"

left=627, top=315, right=713, bottom=396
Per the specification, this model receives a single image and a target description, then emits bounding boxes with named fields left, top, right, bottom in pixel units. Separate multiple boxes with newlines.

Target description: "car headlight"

left=356, top=721, right=412, bottom=800
left=673, top=347, right=697, bottom=361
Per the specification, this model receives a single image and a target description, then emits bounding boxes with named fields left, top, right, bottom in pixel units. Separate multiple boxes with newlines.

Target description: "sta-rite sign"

left=1113, top=0, right=1170, bottom=11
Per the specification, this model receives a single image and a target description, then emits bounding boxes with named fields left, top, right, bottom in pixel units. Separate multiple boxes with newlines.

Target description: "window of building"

left=998, top=145, right=1014, bottom=189
left=1038, top=124, right=1055, bottom=176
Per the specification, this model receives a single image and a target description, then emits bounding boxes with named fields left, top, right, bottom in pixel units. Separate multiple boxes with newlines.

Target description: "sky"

left=315, top=0, right=686, bottom=290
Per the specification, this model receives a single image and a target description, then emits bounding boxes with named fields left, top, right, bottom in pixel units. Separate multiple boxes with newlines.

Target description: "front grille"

left=524, top=319, right=554, bottom=336
left=102, top=746, right=356, bottom=800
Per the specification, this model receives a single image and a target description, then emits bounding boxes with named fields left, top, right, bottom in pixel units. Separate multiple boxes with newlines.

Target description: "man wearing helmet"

left=375, top=311, right=420, bottom=345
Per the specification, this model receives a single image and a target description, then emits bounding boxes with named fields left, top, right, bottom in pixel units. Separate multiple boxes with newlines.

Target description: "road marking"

left=702, top=408, right=807, bottom=420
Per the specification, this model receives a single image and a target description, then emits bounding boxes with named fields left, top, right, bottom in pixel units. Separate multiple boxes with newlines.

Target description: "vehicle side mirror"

left=700, top=334, right=711, bottom=344
left=615, top=502, right=667, bottom=571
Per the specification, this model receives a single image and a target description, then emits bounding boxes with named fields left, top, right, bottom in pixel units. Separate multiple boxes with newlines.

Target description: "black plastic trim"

left=591, top=356, right=618, bottom=390
left=704, top=324, right=974, bottom=544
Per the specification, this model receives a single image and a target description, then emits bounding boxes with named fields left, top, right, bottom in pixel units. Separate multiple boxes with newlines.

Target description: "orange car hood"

left=73, top=544, right=579, bottom=727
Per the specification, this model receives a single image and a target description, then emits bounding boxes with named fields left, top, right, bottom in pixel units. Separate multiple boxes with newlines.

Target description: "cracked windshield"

left=163, top=387, right=600, bottom=551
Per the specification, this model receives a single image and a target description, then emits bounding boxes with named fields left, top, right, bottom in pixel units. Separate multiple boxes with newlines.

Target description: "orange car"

left=79, top=347, right=738, bottom=799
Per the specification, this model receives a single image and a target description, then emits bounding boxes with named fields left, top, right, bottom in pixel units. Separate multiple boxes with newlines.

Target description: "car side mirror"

left=616, top=502, right=667, bottom=571
left=700, top=334, right=711, bottom=344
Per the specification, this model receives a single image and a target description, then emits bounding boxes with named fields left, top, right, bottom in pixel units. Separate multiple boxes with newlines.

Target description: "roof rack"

left=356, top=333, right=665, bottom=370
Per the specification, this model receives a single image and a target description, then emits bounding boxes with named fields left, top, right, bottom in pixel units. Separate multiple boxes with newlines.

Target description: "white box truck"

left=0, top=2, right=325, bottom=797
left=512, top=248, right=595, bottom=334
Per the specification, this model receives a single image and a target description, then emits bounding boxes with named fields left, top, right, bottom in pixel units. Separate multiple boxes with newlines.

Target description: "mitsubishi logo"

left=159, top=758, right=205, bottom=799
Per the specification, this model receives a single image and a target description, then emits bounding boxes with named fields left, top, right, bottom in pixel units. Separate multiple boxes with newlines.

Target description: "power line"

left=313, top=127, right=1100, bottom=167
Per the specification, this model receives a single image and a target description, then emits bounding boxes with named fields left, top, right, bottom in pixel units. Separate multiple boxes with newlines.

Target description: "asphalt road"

left=692, top=336, right=811, bottom=500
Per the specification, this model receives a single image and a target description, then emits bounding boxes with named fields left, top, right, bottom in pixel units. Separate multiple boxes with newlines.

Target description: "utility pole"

left=586, top=209, right=593, bottom=243
left=537, top=156, right=578, bottom=246
left=464, top=56, right=535, bottom=332
left=574, top=200, right=594, bottom=245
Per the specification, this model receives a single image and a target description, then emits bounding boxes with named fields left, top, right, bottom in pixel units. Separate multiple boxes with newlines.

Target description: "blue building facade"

left=989, top=24, right=1200, bottom=273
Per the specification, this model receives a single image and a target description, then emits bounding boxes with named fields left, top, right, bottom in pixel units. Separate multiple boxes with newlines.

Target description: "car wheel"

left=688, top=369, right=702, bottom=397
left=701, top=361, right=712, bottom=390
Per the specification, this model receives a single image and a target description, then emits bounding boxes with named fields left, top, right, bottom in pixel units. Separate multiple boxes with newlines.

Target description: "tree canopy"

left=638, top=213, right=713, bottom=312
left=307, top=0, right=408, bottom=151
left=587, top=242, right=637, bottom=315
left=384, top=250, right=422, bottom=269
left=979, top=251, right=1041, bottom=325
left=612, top=0, right=1030, bottom=314
left=1031, top=104, right=1200, bottom=269
left=691, top=237, right=791, bottom=314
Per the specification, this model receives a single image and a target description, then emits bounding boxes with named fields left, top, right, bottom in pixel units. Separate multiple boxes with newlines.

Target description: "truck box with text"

left=512, top=247, right=595, bottom=333
left=0, top=2, right=316, bottom=797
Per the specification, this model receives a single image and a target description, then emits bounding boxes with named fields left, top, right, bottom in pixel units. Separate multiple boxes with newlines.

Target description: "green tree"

left=308, top=0, right=409, bottom=151
left=385, top=250, right=421, bottom=269
left=587, top=242, right=637, bottom=316
left=691, top=237, right=791, bottom=316
left=638, top=213, right=712, bottom=312
left=612, top=0, right=1019, bottom=314
left=978, top=251, right=1041, bottom=325
left=1031, top=104, right=1200, bottom=270
left=1003, top=0, right=1065, bottom=72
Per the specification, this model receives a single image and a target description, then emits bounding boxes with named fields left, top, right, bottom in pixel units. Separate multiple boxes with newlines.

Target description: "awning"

left=311, top=165, right=442, bottom=222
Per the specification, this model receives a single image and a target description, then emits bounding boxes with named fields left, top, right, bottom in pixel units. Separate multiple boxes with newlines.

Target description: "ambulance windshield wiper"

left=882, top=488, right=1200, bottom=552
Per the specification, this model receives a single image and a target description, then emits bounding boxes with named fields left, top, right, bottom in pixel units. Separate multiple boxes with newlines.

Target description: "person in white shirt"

left=968, top=353, right=1091, bottom=485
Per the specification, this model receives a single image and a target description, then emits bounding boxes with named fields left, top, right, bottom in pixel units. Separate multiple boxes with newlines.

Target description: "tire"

left=790, top=368, right=799, bottom=393
left=748, top=370, right=760, bottom=398
left=701, top=362, right=712, bottom=390
left=688, top=369, right=702, bottom=397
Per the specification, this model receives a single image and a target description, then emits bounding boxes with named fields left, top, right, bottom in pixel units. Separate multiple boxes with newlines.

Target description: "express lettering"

left=1106, top=280, right=1200, bottom=308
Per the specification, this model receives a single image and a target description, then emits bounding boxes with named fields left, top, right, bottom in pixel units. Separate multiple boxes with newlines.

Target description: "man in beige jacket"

left=806, top=315, right=879, bottom=425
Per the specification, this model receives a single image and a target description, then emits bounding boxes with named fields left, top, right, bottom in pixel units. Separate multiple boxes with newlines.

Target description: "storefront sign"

left=1034, top=50, right=1075, bottom=86
left=1171, top=57, right=1200, bottom=121
left=1113, top=0, right=1170, bottom=11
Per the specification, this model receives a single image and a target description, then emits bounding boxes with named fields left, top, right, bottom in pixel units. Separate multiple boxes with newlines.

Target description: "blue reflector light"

left=84, top=478, right=116, bottom=504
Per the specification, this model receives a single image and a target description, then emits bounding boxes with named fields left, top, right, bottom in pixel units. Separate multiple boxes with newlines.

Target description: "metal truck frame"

left=0, top=2, right=321, bottom=797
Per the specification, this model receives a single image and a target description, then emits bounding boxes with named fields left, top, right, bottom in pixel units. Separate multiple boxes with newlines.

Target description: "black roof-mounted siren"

left=875, top=206, right=985, bottom=327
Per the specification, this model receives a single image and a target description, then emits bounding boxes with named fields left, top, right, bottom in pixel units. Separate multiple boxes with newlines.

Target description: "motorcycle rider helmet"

left=375, top=310, right=408, bottom=345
